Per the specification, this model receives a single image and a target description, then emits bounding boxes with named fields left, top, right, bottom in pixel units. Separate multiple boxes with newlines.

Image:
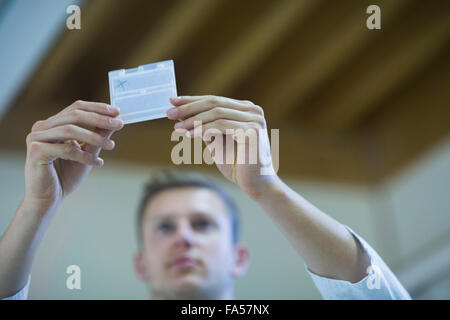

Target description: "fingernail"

left=167, top=108, right=178, bottom=117
left=107, top=105, right=120, bottom=113
left=171, top=96, right=181, bottom=102
left=110, top=118, right=123, bottom=127
left=174, top=121, right=184, bottom=129
left=95, top=157, right=104, bottom=167
left=104, top=139, right=115, bottom=149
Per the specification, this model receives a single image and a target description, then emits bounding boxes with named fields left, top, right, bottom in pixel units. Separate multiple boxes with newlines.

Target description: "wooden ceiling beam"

left=366, top=48, right=450, bottom=182
left=190, top=0, right=319, bottom=95
left=94, top=0, right=223, bottom=102
left=307, top=5, right=450, bottom=133
left=253, top=0, right=408, bottom=123
left=124, top=0, right=222, bottom=66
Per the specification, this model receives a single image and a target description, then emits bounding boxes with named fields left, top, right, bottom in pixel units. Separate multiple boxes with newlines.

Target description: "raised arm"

left=247, top=177, right=370, bottom=282
left=167, top=95, right=370, bottom=283
left=0, top=100, right=123, bottom=299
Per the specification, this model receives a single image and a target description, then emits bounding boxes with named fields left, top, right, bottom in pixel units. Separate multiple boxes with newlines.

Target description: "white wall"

left=1, top=136, right=449, bottom=299
left=382, top=137, right=450, bottom=299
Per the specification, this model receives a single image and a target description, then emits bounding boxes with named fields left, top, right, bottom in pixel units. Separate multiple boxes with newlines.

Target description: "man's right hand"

left=23, top=100, right=124, bottom=216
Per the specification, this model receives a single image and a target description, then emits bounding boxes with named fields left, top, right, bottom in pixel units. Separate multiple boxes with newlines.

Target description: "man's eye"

left=158, top=223, right=173, bottom=233
left=193, top=220, right=212, bottom=230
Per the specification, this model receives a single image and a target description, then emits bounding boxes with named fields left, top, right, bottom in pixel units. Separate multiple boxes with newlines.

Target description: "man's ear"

left=134, top=251, right=149, bottom=282
left=232, top=243, right=250, bottom=278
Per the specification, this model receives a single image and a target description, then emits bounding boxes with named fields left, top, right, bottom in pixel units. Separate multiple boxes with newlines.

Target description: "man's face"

left=135, top=187, right=248, bottom=299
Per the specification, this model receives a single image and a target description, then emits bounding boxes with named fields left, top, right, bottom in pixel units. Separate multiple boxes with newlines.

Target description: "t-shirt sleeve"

left=305, top=226, right=411, bottom=300
left=2, top=275, right=30, bottom=300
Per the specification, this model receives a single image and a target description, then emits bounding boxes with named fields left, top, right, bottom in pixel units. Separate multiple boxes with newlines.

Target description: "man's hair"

left=136, top=170, right=241, bottom=247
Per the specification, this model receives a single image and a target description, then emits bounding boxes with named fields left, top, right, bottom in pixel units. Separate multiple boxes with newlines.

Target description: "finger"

left=28, top=141, right=104, bottom=167
left=82, top=128, right=114, bottom=157
left=169, top=96, right=206, bottom=106
left=67, top=139, right=81, bottom=149
left=167, top=96, right=258, bottom=120
left=174, top=107, right=264, bottom=131
left=187, top=119, right=262, bottom=139
left=27, top=125, right=115, bottom=150
left=32, top=108, right=124, bottom=132
left=66, top=100, right=120, bottom=117
left=170, top=95, right=257, bottom=108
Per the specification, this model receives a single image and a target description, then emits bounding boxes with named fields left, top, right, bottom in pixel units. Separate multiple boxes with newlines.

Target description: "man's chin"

left=173, top=276, right=203, bottom=291
left=167, top=276, right=211, bottom=299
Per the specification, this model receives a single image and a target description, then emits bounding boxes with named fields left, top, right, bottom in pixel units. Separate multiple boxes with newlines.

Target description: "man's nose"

left=173, top=222, right=195, bottom=248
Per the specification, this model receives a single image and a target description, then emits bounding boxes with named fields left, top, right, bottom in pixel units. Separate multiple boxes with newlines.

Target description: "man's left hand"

left=167, top=95, right=279, bottom=199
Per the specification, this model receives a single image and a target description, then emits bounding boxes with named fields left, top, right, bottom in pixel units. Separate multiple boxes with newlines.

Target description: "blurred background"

left=0, top=0, right=449, bottom=299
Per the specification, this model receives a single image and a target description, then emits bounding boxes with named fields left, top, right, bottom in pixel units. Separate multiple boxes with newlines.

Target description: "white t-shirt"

left=306, top=226, right=411, bottom=299
left=3, top=226, right=411, bottom=300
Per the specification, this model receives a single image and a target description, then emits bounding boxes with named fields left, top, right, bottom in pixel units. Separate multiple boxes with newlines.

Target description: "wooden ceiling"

left=1, top=0, right=449, bottom=185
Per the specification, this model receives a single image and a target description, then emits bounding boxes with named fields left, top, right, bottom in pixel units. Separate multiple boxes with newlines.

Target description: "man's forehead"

left=143, top=187, right=229, bottom=221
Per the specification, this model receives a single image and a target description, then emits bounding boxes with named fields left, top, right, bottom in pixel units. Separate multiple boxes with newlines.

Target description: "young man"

left=0, top=96, right=411, bottom=299
left=133, top=171, right=247, bottom=300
